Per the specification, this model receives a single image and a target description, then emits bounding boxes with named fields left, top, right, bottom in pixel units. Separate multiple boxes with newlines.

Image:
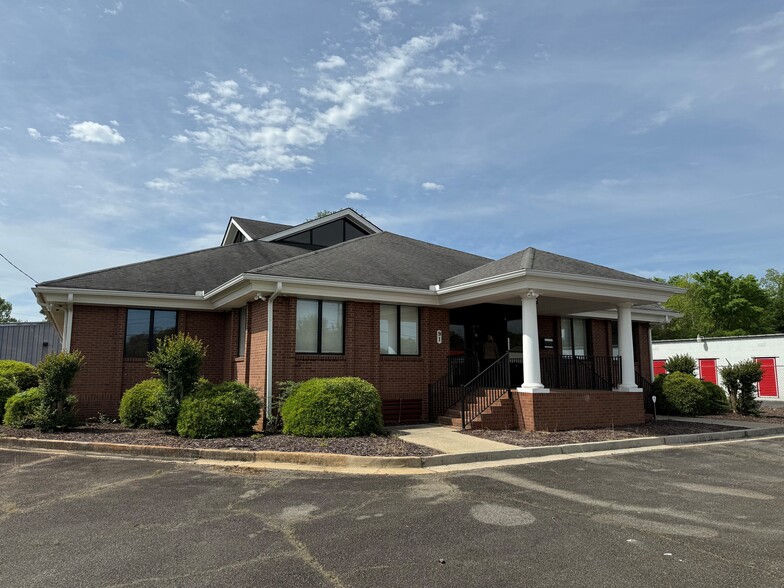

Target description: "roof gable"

left=221, top=217, right=293, bottom=246
left=440, top=247, right=654, bottom=288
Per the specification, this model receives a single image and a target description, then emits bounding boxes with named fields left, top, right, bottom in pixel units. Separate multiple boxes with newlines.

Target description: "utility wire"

left=0, top=252, right=37, bottom=283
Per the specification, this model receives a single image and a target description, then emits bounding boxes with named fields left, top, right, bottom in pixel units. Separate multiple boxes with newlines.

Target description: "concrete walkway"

left=390, top=424, right=518, bottom=454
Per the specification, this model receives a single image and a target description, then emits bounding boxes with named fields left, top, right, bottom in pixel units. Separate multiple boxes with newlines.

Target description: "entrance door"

left=755, top=358, right=779, bottom=397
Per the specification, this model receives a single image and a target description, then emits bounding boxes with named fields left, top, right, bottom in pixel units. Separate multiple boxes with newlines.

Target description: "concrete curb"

left=2, top=425, right=783, bottom=471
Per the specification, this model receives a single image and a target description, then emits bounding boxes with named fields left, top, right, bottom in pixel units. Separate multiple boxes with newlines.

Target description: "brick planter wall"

left=512, top=389, right=645, bottom=431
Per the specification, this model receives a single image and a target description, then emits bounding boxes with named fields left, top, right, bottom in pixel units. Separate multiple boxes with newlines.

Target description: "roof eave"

left=260, top=209, right=382, bottom=243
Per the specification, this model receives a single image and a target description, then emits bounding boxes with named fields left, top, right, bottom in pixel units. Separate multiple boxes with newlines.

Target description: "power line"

left=0, top=252, right=37, bottom=283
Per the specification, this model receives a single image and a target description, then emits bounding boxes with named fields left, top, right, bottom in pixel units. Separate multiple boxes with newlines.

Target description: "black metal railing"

left=461, top=353, right=511, bottom=429
left=539, top=355, right=619, bottom=390
left=636, top=371, right=656, bottom=418
left=428, top=373, right=463, bottom=422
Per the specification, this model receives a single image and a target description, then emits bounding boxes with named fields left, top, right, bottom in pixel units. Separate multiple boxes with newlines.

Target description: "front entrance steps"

left=437, top=390, right=517, bottom=430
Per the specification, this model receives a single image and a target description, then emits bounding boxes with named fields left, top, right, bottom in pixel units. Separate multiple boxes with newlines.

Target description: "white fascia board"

left=260, top=209, right=382, bottom=242
left=32, top=287, right=213, bottom=310
left=569, top=308, right=681, bottom=324
left=209, top=274, right=437, bottom=309
left=437, top=269, right=679, bottom=307
left=220, top=218, right=254, bottom=246
left=34, top=290, right=65, bottom=337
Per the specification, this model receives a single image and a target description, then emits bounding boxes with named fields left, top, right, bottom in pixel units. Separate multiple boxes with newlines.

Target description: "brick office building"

left=33, top=209, right=679, bottom=430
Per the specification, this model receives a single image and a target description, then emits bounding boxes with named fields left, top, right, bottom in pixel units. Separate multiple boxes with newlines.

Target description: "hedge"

left=0, top=360, right=39, bottom=391
left=119, top=379, right=178, bottom=430
left=281, top=377, right=383, bottom=438
left=3, top=388, right=45, bottom=428
left=0, top=377, right=20, bottom=421
left=176, top=382, right=261, bottom=439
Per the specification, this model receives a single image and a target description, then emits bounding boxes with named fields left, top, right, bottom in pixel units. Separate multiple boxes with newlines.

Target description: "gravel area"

left=461, top=419, right=743, bottom=447
left=0, top=423, right=439, bottom=457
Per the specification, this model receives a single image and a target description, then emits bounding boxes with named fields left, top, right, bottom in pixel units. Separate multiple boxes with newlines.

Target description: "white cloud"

left=69, top=121, right=126, bottom=144
left=47, top=135, right=62, bottom=144
left=734, top=11, right=784, bottom=35
left=633, top=95, right=694, bottom=134
left=27, top=128, right=41, bottom=139
left=104, top=1, right=123, bottom=15
left=422, top=181, right=444, bottom=191
left=316, top=55, right=347, bottom=70
left=55, top=112, right=67, bottom=120
left=345, top=191, right=368, bottom=200
left=150, top=15, right=477, bottom=187
left=145, top=178, right=180, bottom=192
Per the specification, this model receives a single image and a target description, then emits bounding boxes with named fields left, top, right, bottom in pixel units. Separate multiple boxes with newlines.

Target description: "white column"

left=517, top=290, right=549, bottom=393
left=615, top=302, right=642, bottom=392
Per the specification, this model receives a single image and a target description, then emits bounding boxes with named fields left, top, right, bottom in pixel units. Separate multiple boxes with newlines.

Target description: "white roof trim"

left=260, top=208, right=381, bottom=243
left=220, top=218, right=254, bottom=247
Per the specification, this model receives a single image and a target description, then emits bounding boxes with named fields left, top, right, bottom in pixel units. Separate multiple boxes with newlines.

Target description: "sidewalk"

left=390, top=424, right=518, bottom=454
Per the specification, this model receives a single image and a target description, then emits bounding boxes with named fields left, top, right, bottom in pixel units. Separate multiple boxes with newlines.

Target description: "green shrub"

left=119, top=379, right=176, bottom=429
left=720, top=360, right=763, bottom=416
left=652, top=373, right=669, bottom=413
left=266, top=380, right=301, bottom=433
left=662, top=372, right=710, bottom=416
left=664, top=354, right=697, bottom=376
left=281, top=377, right=383, bottom=438
left=147, top=333, right=206, bottom=402
left=0, top=377, right=20, bottom=421
left=3, top=388, right=45, bottom=428
left=176, top=381, right=261, bottom=439
left=701, top=381, right=730, bottom=414
left=0, top=360, right=39, bottom=390
left=36, top=351, right=84, bottom=432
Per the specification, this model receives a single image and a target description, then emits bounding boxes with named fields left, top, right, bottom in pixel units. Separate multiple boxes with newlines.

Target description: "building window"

left=280, top=219, right=370, bottom=249
left=237, top=306, right=247, bottom=357
left=124, top=309, right=177, bottom=358
left=295, top=299, right=344, bottom=354
left=380, top=305, right=419, bottom=355
left=561, top=318, right=586, bottom=356
left=611, top=321, right=619, bottom=357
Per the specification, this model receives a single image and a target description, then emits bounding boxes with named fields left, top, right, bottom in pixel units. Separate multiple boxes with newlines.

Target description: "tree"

left=761, top=269, right=784, bottom=333
left=0, top=296, right=18, bottom=323
left=654, top=271, right=769, bottom=339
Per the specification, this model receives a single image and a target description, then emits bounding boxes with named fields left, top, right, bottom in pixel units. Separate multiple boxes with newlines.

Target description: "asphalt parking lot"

left=1, top=437, right=783, bottom=587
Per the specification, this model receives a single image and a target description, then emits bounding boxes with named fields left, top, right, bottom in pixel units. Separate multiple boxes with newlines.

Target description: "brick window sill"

left=295, top=354, right=346, bottom=361
left=234, top=357, right=245, bottom=363
left=380, top=355, right=423, bottom=362
left=123, top=357, right=147, bottom=363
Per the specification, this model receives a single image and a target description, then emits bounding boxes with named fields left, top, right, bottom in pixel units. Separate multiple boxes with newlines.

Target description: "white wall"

left=652, top=334, right=783, bottom=399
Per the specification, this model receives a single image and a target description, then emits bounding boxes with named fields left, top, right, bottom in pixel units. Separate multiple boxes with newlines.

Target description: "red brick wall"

left=271, top=297, right=450, bottom=423
left=69, top=305, right=231, bottom=419
left=513, top=390, right=645, bottom=431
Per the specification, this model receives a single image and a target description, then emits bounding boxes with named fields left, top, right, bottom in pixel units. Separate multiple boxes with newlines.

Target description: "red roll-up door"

left=699, top=359, right=718, bottom=384
left=653, top=360, right=666, bottom=377
left=755, top=358, right=778, bottom=397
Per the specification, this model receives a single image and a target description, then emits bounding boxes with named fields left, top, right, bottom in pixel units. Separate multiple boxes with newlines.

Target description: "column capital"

left=523, top=289, right=539, bottom=300
left=616, top=301, right=634, bottom=310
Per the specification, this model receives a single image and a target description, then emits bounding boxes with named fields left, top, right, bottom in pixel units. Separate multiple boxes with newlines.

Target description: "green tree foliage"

left=0, top=360, right=39, bottom=390
left=664, top=354, right=696, bottom=376
left=761, top=269, right=784, bottom=333
left=147, top=333, right=206, bottom=402
left=655, top=271, right=770, bottom=339
left=0, top=296, right=17, bottom=323
left=719, top=360, right=763, bottom=416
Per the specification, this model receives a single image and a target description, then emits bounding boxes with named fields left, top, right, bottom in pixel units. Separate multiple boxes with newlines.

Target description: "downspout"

left=265, top=281, right=283, bottom=419
left=63, top=293, right=74, bottom=352
left=648, top=325, right=654, bottom=380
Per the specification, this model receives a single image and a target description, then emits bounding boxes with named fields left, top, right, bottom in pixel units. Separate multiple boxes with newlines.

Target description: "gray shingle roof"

left=38, top=240, right=310, bottom=295
left=440, top=247, right=654, bottom=288
left=249, top=232, right=492, bottom=289
left=232, top=217, right=292, bottom=239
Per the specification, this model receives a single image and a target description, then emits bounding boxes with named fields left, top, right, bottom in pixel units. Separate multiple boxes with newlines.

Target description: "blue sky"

left=2, top=0, right=784, bottom=320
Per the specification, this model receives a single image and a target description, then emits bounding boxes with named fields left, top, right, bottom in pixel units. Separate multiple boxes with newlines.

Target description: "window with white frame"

left=296, top=299, right=344, bottom=354
left=380, top=305, right=419, bottom=355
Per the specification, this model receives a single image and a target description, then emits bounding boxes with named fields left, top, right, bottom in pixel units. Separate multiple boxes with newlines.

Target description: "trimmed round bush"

left=664, top=354, right=696, bottom=376
left=119, top=379, right=179, bottom=429
left=281, top=377, right=383, bottom=438
left=0, top=360, right=39, bottom=391
left=176, top=382, right=261, bottom=439
left=702, top=381, right=730, bottom=414
left=3, top=387, right=45, bottom=428
left=662, top=372, right=709, bottom=416
left=0, top=377, right=20, bottom=421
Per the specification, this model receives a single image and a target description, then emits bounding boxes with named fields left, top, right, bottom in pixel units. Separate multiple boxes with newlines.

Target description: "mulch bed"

left=461, top=419, right=744, bottom=448
left=0, top=423, right=439, bottom=457
left=695, top=405, right=784, bottom=425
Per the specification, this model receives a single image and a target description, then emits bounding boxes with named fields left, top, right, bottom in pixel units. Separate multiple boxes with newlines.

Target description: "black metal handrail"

left=428, top=373, right=463, bottom=422
left=539, top=355, right=619, bottom=390
left=461, top=353, right=511, bottom=429
left=635, top=371, right=656, bottom=418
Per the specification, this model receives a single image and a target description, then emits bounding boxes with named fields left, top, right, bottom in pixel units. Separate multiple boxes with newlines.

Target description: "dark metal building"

left=0, top=322, right=62, bottom=365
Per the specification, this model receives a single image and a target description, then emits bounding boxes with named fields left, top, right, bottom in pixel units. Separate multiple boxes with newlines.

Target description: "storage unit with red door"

left=699, top=358, right=718, bottom=385
left=754, top=358, right=779, bottom=397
